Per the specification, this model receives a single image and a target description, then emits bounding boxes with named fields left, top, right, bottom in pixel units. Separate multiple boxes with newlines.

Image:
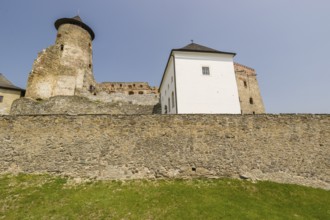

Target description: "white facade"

left=160, top=44, right=241, bottom=114
left=160, top=56, right=177, bottom=114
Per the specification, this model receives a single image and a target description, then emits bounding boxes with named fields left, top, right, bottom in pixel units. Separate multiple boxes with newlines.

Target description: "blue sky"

left=0, top=0, right=329, bottom=113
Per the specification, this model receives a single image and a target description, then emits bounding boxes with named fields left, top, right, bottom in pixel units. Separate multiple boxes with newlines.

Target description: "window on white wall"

left=168, top=98, right=171, bottom=113
left=202, top=66, right=210, bottom=75
left=0, top=96, right=3, bottom=103
left=171, top=92, right=175, bottom=108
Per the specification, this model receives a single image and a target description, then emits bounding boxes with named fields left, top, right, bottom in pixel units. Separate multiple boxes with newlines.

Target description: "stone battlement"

left=97, top=82, right=158, bottom=95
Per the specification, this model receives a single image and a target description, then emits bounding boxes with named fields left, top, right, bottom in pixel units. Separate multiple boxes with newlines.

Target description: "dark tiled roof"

left=173, top=43, right=236, bottom=56
left=54, top=15, right=95, bottom=40
left=72, top=15, right=82, bottom=22
left=0, top=73, right=24, bottom=91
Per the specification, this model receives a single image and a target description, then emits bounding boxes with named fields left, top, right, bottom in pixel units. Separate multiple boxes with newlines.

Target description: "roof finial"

left=191, top=39, right=194, bottom=43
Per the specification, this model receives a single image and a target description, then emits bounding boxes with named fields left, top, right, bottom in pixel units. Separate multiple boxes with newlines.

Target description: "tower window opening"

left=60, top=44, right=64, bottom=51
left=140, top=85, right=143, bottom=88
left=120, top=84, right=122, bottom=87
left=249, top=97, right=254, bottom=104
left=133, top=84, right=136, bottom=87
left=244, top=81, right=247, bottom=87
left=89, top=85, right=95, bottom=93
left=89, top=64, right=92, bottom=68
left=171, top=92, right=175, bottom=108
left=129, top=91, right=134, bottom=95
left=139, top=91, right=144, bottom=95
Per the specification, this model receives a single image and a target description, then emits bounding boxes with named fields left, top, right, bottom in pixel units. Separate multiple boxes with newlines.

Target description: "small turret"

left=55, top=16, right=95, bottom=40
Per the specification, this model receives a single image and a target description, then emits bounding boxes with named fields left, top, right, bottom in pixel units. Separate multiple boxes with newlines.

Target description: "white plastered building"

left=159, top=43, right=241, bottom=114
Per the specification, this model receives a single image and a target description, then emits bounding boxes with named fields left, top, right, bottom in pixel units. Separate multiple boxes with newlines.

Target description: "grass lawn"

left=0, top=174, right=329, bottom=219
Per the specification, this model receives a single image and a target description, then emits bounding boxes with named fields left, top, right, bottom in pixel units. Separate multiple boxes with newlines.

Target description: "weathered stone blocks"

left=0, top=114, right=329, bottom=189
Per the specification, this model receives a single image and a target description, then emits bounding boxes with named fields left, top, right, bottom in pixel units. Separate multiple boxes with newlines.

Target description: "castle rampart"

left=0, top=114, right=329, bottom=189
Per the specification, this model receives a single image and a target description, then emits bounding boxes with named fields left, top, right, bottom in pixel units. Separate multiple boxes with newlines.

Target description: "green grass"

left=0, top=174, right=329, bottom=219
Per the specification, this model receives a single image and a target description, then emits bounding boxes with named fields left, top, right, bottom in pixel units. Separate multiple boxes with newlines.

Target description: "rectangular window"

left=0, top=96, right=3, bottom=103
left=202, top=66, right=210, bottom=75
left=171, top=92, right=175, bottom=108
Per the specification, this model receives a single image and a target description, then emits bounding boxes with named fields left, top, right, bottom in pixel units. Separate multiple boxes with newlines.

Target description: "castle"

left=0, top=16, right=329, bottom=190
left=10, top=15, right=265, bottom=115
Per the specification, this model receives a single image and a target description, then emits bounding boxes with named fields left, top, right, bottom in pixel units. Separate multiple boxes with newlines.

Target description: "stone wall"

left=10, top=96, right=158, bottom=115
left=76, top=90, right=159, bottom=106
left=0, top=114, right=329, bottom=189
left=234, top=63, right=265, bottom=114
left=97, top=82, right=158, bottom=95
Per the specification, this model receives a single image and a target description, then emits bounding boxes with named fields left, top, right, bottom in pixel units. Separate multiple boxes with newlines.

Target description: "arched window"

left=138, top=91, right=144, bottom=95
left=60, top=44, right=64, bottom=51
left=249, top=97, right=254, bottom=104
left=129, top=91, right=134, bottom=95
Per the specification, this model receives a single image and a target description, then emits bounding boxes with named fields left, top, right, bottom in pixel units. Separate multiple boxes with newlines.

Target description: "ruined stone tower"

left=25, top=16, right=96, bottom=99
left=234, top=63, right=265, bottom=114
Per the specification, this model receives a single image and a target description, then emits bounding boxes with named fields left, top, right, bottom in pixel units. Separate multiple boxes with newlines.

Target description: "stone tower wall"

left=25, top=22, right=95, bottom=100
left=56, top=24, right=95, bottom=90
left=234, top=63, right=265, bottom=114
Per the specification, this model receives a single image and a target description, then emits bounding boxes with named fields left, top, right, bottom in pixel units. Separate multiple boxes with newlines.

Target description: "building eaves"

left=172, top=43, right=236, bottom=56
